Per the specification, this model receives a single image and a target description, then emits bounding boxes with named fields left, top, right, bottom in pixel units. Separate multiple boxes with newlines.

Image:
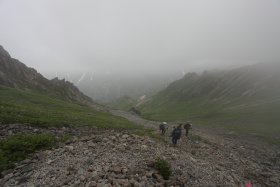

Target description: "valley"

left=0, top=45, right=279, bottom=186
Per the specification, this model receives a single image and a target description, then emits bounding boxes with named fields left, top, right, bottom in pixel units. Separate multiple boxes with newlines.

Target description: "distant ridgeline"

left=0, top=45, right=92, bottom=104
left=139, top=63, right=280, bottom=139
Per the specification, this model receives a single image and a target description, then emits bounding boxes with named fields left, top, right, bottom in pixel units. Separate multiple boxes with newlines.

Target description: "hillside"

left=0, top=46, right=142, bottom=174
left=0, top=85, right=136, bottom=129
left=139, top=63, right=280, bottom=140
left=0, top=45, right=92, bottom=104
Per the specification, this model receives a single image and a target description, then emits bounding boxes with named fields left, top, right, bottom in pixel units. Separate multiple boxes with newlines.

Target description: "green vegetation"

left=0, top=86, right=138, bottom=129
left=154, top=158, right=172, bottom=180
left=140, top=96, right=280, bottom=142
left=0, top=133, right=57, bottom=172
left=108, top=96, right=136, bottom=111
left=139, top=65, right=280, bottom=143
left=0, top=86, right=145, bottom=172
left=0, top=86, right=145, bottom=173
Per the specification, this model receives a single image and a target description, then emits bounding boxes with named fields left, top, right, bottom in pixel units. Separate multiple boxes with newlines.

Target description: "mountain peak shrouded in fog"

left=1, top=0, right=280, bottom=102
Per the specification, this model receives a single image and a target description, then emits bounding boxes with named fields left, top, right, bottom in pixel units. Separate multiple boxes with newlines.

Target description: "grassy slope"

left=0, top=86, right=143, bottom=172
left=0, top=134, right=58, bottom=172
left=140, top=94, right=280, bottom=143
left=140, top=65, right=280, bottom=143
left=0, top=86, right=138, bottom=129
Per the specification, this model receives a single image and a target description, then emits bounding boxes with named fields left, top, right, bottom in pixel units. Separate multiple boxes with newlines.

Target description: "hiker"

left=183, top=122, right=192, bottom=137
left=159, top=122, right=168, bottom=135
left=171, top=124, right=183, bottom=145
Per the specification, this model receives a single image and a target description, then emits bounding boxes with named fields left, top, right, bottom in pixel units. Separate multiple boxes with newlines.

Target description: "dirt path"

left=110, top=110, right=158, bottom=130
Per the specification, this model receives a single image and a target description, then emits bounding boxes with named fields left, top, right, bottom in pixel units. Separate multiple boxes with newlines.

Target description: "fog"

left=0, top=0, right=280, bottom=101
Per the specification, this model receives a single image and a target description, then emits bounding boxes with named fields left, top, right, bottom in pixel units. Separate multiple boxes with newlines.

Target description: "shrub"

left=154, top=158, right=172, bottom=180
left=0, top=133, right=57, bottom=172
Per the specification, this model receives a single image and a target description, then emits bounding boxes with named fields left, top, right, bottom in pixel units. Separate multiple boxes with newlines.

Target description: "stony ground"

left=0, top=124, right=97, bottom=140
left=112, top=110, right=280, bottom=187
left=0, top=110, right=280, bottom=187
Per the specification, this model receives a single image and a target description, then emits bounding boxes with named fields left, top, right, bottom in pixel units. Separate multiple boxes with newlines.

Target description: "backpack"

left=174, top=128, right=182, bottom=138
left=184, top=123, right=191, bottom=130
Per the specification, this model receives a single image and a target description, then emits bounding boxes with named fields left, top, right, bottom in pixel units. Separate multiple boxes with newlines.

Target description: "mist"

left=1, top=0, right=280, bottom=101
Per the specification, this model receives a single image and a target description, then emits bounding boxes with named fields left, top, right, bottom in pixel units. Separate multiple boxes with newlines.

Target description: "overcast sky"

left=0, top=0, right=280, bottom=78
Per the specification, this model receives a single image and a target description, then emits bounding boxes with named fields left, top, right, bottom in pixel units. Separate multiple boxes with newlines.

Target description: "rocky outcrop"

left=0, top=45, right=92, bottom=104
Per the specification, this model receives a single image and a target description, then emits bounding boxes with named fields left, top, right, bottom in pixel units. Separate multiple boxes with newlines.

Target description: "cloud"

left=0, top=0, right=279, bottom=78
left=77, top=72, right=87, bottom=84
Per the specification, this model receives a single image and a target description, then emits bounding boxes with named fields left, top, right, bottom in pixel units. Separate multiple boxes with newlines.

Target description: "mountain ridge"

left=0, top=45, right=92, bottom=104
left=139, top=63, right=280, bottom=139
left=158, top=62, right=280, bottom=102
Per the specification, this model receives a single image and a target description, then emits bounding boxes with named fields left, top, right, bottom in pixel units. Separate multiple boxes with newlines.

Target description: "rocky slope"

left=0, top=45, right=92, bottom=104
left=1, top=112, right=279, bottom=187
